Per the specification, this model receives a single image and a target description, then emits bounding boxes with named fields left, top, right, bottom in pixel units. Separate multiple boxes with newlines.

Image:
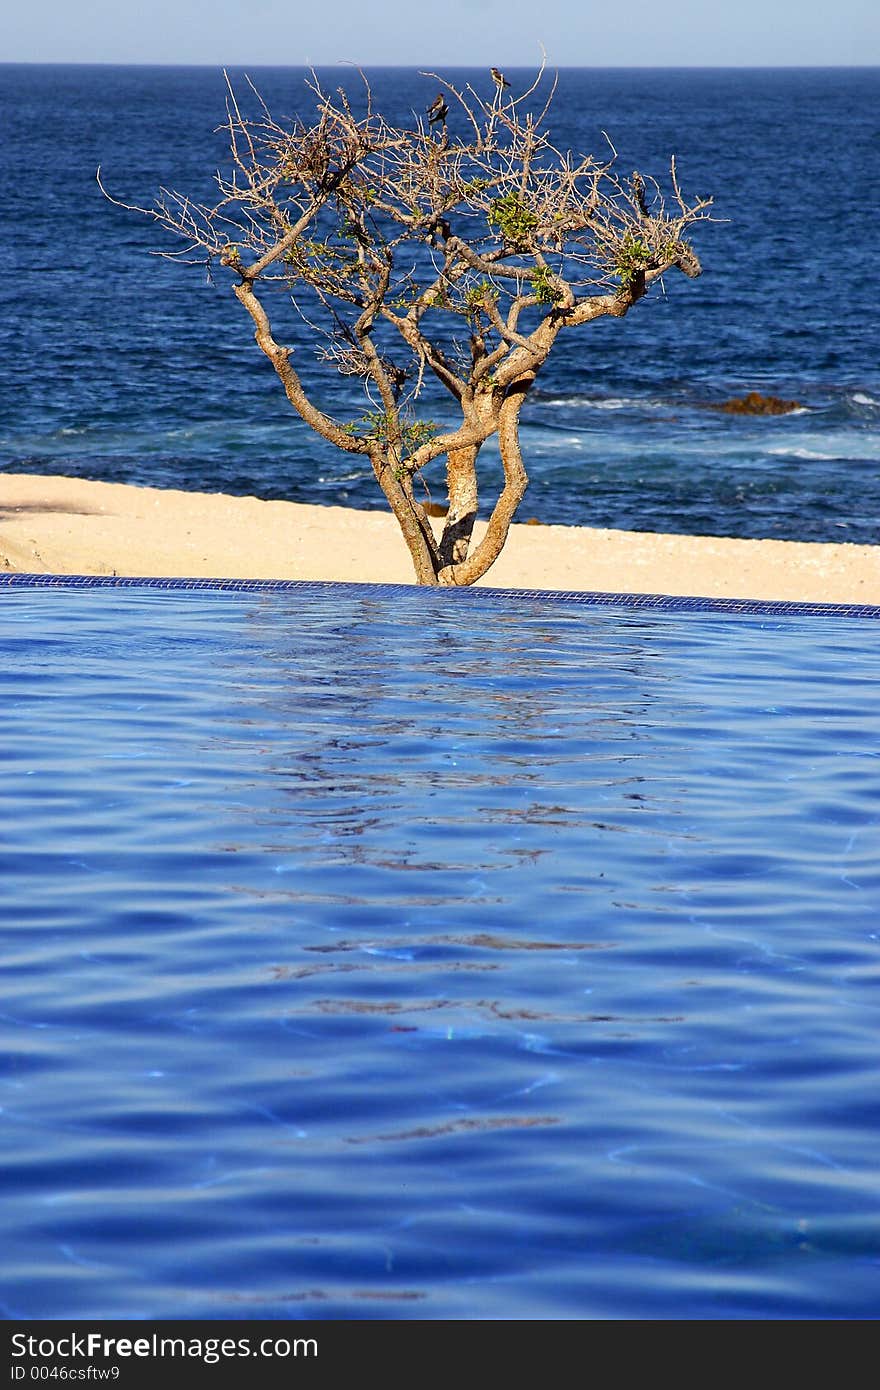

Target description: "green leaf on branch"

left=487, top=194, right=539, bottom=249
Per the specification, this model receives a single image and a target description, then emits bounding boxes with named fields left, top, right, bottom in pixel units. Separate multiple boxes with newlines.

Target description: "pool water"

left=2, top=582, right=879, bottom=1319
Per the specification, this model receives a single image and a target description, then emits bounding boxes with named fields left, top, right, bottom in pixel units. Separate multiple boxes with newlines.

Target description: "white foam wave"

left=541, top=395, right=664, bottom=412
left=317, top=470, right=371, bottom=484
left=767, top=447, right=843, bottom=461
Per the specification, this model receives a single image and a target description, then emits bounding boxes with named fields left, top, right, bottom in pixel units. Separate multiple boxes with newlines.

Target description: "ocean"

left=1, top=64, right=878, bottom=543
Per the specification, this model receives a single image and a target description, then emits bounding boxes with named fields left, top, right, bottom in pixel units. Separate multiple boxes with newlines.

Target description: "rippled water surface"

left=2, top=584, right=880, bottom=1319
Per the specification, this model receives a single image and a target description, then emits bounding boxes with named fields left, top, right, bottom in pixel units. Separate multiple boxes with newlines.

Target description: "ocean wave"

left=538, top=395, right=667, bottom=412
left=317, top=470, right=372, bottom=484
left=766, top=447, right=850, bottom=462
left=536, top=393, right=826, bottom=418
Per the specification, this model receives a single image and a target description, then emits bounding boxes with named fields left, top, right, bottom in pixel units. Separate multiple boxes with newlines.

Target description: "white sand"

left=2, top=471, right=878, bottom=604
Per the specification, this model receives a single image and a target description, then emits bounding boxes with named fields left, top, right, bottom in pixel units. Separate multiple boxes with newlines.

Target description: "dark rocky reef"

left=712, top=390, right=804, bottom=415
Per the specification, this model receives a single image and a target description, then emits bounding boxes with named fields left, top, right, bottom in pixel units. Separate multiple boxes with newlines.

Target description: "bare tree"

left=102, top=68, right=711, bottom=586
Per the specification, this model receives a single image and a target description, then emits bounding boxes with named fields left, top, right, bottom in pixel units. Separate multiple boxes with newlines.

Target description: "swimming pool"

left=2, top=579, right=879, bottom=1319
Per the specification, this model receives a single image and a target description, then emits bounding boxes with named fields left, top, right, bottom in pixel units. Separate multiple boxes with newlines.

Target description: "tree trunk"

left=438, top=376, right=532, bottom=587
left=369, top=455, right=440, bottom=586
left=439, top=445, right=479, bottom=567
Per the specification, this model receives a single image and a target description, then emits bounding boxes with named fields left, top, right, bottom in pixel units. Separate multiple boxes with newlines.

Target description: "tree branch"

left=233, top=280, right=371, bottom=454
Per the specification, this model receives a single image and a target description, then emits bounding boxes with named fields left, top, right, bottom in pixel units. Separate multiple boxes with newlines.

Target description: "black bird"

left=428, top=216, right=451, bottom=247
left=319, top=167, right=345, bottom=193
left=632, top=171, right=650, bottom=218
left=427, top=92, right=448, bottom=125
left=490, top=68, right=510, bottom=90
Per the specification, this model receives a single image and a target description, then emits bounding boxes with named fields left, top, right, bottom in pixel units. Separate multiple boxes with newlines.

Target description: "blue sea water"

left=1, top=65, right=879, bottom=542
left=1, top=582, right=880, bottom=1320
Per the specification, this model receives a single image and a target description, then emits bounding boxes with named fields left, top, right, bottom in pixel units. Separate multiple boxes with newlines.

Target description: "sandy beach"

left=2, top=470, right=878, bottom=603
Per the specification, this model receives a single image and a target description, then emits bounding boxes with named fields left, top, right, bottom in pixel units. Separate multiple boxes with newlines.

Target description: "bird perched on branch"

left=632, top=171, right=650, bottom=218
left=490, top=68, right=510, bottom=90
left=428, top=215, right=451, bottom=247
left=319, top=167, right=345, bottom=193
left=426, top=92, right=448, bottom=125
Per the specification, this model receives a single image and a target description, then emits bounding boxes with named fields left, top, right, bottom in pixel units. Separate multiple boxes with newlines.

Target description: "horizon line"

left=2, top=60, right=879, bottom=71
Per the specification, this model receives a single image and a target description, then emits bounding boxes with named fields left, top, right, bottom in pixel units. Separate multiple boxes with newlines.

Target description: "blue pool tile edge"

left=2, top=572, right=880, bottom=619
